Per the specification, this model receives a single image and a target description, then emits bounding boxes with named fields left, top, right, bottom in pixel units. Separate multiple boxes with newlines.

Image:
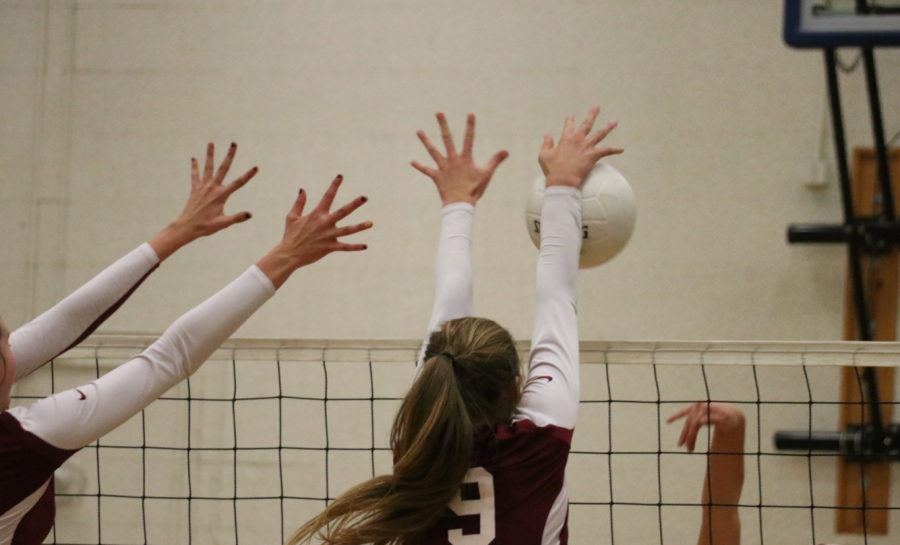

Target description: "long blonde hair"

left=287, top=317, right=520, bottom=545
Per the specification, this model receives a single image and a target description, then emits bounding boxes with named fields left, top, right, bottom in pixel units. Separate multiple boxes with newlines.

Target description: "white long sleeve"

left=10, top=244, right=160, bottom=381
left=514, top=186, right=582, bottom=430
left=8, top=266, right=275, bottom=450
left=417, top=203, right=475, bottom=367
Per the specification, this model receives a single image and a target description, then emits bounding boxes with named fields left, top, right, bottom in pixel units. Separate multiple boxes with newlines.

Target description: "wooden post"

left=835, top=147, right=900, bottom=534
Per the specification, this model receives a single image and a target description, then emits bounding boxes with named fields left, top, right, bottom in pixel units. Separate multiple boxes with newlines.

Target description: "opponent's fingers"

left=666, top=405, right=694, bottom=424
left=203, top=143, right=215, bottom=182
left=333, top=220, right=374, bottom=239
left=214, top=142, right=237, bottom=184
left=562, top=113, right=575, bottom=136
left=314, top=175, right=344, bottom=214
left=288, top=188, right=308, bottom=219
left=329, top=195, right=368, bottom=224
left=416, top=131, right=445, bottom=165
left=410, top=160, right=438, bottom=179
left=462, top=113, right=475, bottom=157
left=191, top=158, right=200, bottom=186
left=483, top=149, right=509, bottom=177
left=587, top=120, right=619, bottom=146
left=577, top=105, right=601, bottom=136
left=436, top=112, right=457, bottom=156
left=225, top=166, right=258, bottom=196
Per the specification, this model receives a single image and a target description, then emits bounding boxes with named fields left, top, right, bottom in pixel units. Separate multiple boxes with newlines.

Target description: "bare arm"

left=668, top=402, right=745, bottom=545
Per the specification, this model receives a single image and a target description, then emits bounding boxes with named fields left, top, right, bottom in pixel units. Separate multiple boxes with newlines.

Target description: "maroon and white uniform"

left=0, top=245, right=275, bottom=545
left=421, top=187, right=582, bottom=545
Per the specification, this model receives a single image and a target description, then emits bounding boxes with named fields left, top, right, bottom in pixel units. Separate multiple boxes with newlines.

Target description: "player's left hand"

left=667, top=402, right=745, bottom=453
left=174, top=142, right=258, bottom=238
left=149, top=142, right=259, bottom=261
left=411, top=113, right=509, bottom=206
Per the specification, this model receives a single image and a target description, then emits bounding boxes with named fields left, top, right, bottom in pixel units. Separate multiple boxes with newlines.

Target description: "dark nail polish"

left=363, top=245, right=368, bottom=250
left=245, top=212, right=252, bottom=219
left=230, top=142, right=236, bottom=149
left=252, top=166, right=258, bottom=172
left=360, top=196, right=368, bottom=203
left=299, top=189, right=303, bottom=195
left=336, top=174, right=343, bottom=180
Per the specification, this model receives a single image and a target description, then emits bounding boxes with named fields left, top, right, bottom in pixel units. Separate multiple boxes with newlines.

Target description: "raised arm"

left=668, top=402, right=746, bottom=545
left=411, top=113, right=508, bottom=366
left=515, top=106, right=623, bottom=430
left=10, top=143, right=258, bottom=379
left=9, top=177, right=371, bottom=450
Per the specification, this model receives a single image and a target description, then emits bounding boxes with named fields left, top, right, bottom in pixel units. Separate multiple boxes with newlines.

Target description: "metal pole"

left=861, top=47, right=895, bottom=220
left=825, top=48, right=885, bottom=436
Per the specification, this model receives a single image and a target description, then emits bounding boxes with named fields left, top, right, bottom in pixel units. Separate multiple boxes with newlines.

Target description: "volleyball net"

left=11, top=338, right=900, bottom=545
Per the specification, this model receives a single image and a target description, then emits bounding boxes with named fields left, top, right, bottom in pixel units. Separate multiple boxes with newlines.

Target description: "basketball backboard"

left=785, top=0, right=900, bottom=47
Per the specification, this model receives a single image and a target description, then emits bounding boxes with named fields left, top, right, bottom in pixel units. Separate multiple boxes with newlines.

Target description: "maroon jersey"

left=0, top=412, right=76, bottom=545
left=425, top=419, right=572, bottom=545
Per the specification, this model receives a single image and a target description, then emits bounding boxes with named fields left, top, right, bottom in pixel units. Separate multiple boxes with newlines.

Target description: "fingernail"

left=336, top=174, right=343, bottom=180
left=230, top=142, right=236, bottom=149
left=244, top=212, right=252, bottom=219
left=299, top=188, right=303, bottom=195
left=360, top=196, right=367, bottom=203
left=191, top=158, right=195, bottom=163
left=252, top=166, right=259, bottom=172
left=363, top=244, right=368, bottom=250
left=364, top=221, right=373, bottom=228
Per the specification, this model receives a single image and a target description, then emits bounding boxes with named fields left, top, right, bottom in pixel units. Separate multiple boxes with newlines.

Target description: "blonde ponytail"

left=287, top=317, right=520, bottom=545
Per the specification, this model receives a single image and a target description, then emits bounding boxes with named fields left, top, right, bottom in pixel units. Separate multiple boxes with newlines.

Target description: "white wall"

left=4, top=1, right=900, bottom=343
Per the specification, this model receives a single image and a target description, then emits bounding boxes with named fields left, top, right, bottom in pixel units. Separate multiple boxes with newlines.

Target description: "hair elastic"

left=440, top=352, right=460, bottom=373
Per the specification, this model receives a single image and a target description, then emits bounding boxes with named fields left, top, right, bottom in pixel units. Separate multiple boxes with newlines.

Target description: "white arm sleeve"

left=10, top=243, right=160, bottom=380
left=514, top=187, right=582, bottom=430
left=8, top=266, right=275, bottom=450
left=417, top=203, right=475, bottom=367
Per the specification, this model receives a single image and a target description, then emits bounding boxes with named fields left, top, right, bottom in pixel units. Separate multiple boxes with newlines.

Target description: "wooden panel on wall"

left=836, top=147, right=900, bottom=534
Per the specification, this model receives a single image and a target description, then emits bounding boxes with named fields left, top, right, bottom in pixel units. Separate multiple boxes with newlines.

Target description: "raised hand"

left=256, top=175, right=372, bottom=288
left=539, top=105, right=623, bottom=189
left=149, top=143, right=258, bottom=261
left=411, top=113, right=509, bottom=206
left=667, top=402, right=745, bottom=453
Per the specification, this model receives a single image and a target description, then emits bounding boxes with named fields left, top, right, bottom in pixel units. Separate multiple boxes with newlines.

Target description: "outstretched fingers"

left=191, top=157, right=200, bottom=186
left=483, top=149, right=510, bottom=176
left=288, top=188, right=308, bottom=219
left=225, top=166, right=259, bottom=196
left=333, top=220, right=373, bottom=239
left=562, top=113, right=575, bottom=136
left=577, top=105, right=601, bottom=136
left=203, top=143, right=215, bottom=182
left=313, top=175, right=344, bottom=214
left=214, top=143, right=237, bottom=184
left=410, top=160, right=438, bottom=179
left=329, top=195, right=368, bottom=224
left=416, top=130, right=445, bottom=166
left=588, top=120, right=619, bottom=146
left=461, top=113, right=476, bottom=157
left=436, top=112, right=457, bottom=157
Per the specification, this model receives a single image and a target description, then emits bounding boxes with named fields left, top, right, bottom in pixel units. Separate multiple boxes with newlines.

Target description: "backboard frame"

left=785, top=0, right=900, bottom=47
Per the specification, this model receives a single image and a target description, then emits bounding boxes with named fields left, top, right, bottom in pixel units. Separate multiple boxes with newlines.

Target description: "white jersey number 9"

left=447, top=467, right=496, bottom=545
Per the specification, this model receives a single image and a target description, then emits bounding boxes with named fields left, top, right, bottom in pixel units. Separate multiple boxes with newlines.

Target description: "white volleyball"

left=525, top=163, right=636, bottom=268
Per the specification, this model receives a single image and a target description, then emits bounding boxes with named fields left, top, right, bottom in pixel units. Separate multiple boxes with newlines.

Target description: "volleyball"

left=525, top=163, right=636, bottom=268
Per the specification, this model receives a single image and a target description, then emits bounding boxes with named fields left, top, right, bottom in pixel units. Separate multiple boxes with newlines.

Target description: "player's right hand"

left=539, top=105, right=623, bottom=189
left=411, top=112, right=509, bottom=206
